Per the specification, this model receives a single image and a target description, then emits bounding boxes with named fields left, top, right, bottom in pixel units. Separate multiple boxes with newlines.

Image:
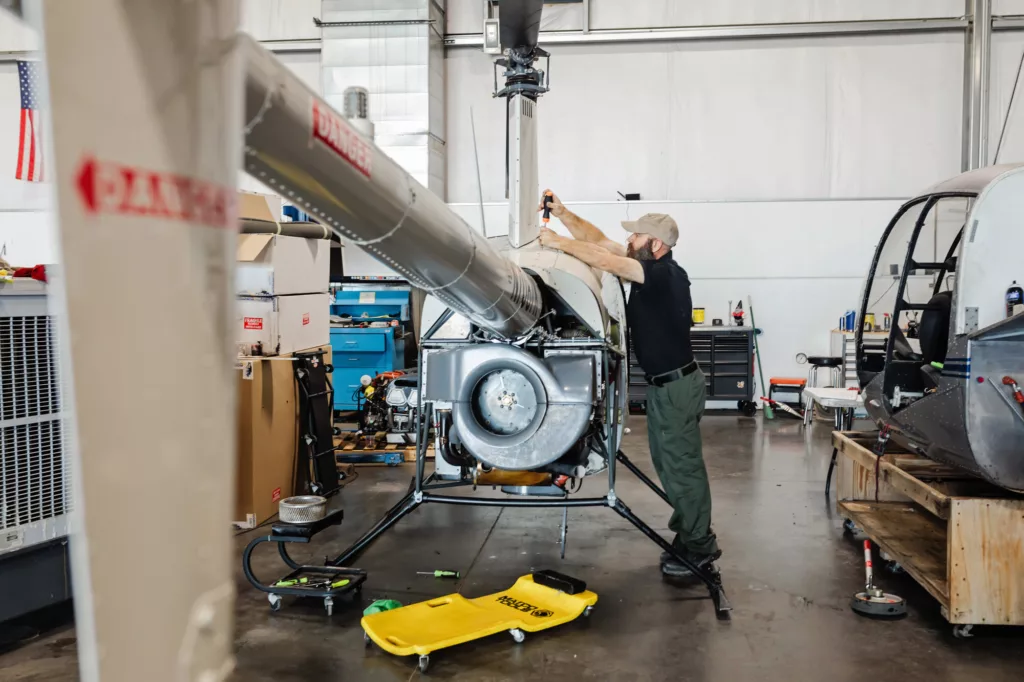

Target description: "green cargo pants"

left=646, top=368, right=719, bottom=557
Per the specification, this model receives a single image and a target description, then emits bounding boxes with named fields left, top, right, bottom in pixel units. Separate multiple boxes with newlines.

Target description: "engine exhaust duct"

left=240, top=34, right=542, bottom=338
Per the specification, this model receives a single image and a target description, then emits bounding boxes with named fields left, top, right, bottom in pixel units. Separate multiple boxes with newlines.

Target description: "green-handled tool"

left=417, top=570, right=460, bottom=579
left=274, top=577, right=350, bottom=589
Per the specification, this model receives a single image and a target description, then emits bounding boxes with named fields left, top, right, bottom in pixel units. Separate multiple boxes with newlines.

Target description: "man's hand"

left=538, top=226, right=565, bottom=251
left=537, top=190, right=627, bottom=257
left=538, top=190, right=567, bottom=219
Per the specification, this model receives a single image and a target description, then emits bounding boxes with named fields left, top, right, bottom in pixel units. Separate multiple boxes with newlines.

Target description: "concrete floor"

left=3, top=414, right=1023, bottom=681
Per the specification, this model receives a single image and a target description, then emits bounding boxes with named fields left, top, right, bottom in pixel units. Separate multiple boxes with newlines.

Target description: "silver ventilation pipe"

left=240, top=218, right=331, bottom=240
left=241, top=35, right=542, bottom=338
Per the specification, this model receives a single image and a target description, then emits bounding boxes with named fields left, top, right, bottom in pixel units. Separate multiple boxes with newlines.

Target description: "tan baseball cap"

left=621, top=213, right=678, bottom=248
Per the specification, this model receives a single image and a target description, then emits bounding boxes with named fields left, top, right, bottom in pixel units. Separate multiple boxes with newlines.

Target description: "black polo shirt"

left=626, top=252, right=695, bottom=376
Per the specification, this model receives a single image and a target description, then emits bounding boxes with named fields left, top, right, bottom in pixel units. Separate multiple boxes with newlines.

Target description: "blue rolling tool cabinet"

left=330, top=286, right=410, bottom=411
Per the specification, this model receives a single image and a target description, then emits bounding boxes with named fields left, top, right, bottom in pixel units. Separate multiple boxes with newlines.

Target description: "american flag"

left=16, top=60, right=44, bottom=182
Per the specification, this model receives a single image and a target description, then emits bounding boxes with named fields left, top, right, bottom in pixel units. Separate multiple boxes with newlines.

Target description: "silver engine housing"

left=425, top=345, right=595, bottom=470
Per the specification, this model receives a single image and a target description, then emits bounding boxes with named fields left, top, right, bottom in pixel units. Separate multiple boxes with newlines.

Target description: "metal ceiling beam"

left=258, top=38, right=322, bottom=53
left=445, top=17, right=970, bottom=47
left=0, top=39, right=321, bottom=63
left=993, top=15, right=1024, bottom=30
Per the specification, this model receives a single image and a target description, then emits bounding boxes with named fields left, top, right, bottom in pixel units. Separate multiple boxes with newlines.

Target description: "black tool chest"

left=628, top=328, right=755, bottom=414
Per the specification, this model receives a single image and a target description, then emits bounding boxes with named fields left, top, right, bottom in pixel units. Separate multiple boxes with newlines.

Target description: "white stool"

left=804, top=356, right=844, bottom=426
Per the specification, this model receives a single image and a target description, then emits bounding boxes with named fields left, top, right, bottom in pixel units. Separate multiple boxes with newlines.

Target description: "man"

left=537, top=191, right=720, bottom=577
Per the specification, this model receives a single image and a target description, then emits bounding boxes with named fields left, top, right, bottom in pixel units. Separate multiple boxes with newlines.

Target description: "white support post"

left=31, top=1, right=242, bottom=680
left=968, top=0, right=993, bottom=169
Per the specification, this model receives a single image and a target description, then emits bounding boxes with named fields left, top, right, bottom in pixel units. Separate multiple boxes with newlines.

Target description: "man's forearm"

left=556, top=238, right=644, bottom=283
left=558, top=210, right=627, bottom=257
left=559, top=210, right=607, bottom=245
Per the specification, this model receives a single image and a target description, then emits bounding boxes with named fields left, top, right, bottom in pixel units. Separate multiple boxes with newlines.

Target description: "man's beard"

left=627, top=243, right=656, bottom=261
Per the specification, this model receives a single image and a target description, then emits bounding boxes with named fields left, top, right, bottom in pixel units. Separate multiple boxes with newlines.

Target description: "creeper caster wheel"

left=418, top=654, right=430, bottom=673
left=953, top=624, right=974, bottom=639
left=268, top=594, right=282, bottom=612
left=509, top=628, right=525, bottom=643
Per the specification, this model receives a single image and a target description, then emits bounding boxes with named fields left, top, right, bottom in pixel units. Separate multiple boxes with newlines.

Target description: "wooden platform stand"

left=334, top=430, right=434, bottom=466
left=833, top=431, right=1024, bottom=635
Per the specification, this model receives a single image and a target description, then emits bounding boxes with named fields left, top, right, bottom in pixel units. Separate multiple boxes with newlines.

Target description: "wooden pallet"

left=833, top=431, right=1024, bottom=629
left=334, top=431, right=432, bottom=464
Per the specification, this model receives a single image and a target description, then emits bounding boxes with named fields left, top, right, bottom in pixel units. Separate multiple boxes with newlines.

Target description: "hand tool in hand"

left=542, top=191, right=554, bottom=224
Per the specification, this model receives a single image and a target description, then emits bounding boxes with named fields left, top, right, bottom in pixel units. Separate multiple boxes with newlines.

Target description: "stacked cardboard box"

left=235, top=192, right=332, bottom=526
left=236, top=192, right=330, bottom=356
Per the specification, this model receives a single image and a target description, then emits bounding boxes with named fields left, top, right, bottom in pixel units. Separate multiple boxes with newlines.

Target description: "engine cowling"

left=424, top=344, right=595, bottom=470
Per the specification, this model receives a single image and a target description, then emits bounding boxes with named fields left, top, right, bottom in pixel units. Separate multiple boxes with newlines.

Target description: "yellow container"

left=864, top=312, right=876, bottom=331
left=692, top=307, right=705, bottom=325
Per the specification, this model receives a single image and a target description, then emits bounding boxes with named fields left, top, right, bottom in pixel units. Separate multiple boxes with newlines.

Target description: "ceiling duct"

left=320, top=0, right=445, bottom=195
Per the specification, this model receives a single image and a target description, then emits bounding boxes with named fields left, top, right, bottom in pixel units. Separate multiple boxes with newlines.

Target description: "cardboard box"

left=237, top=234, right=329, bottom=295
left=237, top=192, right=329, bottom=295
left=235, top=345, right=332, bottom=527
left=239, top=190, right=283, bottom=224
left=237, top=292, right=330, bottom=356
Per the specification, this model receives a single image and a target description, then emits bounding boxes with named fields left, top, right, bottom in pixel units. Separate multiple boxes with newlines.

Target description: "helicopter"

left=856, top=163, right=1024, bottom=492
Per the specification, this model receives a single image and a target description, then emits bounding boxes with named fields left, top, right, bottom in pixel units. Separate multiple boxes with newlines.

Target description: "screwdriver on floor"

left=417, top=570, right=460, bottom=579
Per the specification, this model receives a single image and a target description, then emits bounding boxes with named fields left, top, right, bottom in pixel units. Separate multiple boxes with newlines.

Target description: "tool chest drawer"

left=330, top=330, right=386, bottom=352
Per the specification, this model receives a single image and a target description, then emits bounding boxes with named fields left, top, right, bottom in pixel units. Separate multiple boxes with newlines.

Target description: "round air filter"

left=279, top=496, right=327, bottom=524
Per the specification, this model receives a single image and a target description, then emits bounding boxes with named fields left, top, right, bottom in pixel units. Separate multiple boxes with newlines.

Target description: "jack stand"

left=328, top=418, right=732, bottom=619
left=850, top=539, right=906, bottom=618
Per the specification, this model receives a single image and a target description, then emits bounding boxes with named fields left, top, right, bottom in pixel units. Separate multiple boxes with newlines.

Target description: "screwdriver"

left=542, top=191, right=554, bottom=224
left=417, top=570, right=460, bottom=579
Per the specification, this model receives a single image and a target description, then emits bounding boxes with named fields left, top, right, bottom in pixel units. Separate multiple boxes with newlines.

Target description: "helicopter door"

left=879, top=195, right=973, bottom=410
left=856, top=198, right=928, bottom=386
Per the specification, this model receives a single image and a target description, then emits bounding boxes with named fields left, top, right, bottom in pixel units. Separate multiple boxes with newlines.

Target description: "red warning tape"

left=75, top=155, right=233, bottom=229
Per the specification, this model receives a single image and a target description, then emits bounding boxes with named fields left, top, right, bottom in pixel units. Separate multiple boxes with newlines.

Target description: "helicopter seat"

left=919, top=291, right=952, bottom=365
left=917, top=291, right=952, bottom=391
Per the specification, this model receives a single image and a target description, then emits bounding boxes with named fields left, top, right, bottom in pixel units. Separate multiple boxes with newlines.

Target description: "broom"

left=748, top=296, right=773, bottom=420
